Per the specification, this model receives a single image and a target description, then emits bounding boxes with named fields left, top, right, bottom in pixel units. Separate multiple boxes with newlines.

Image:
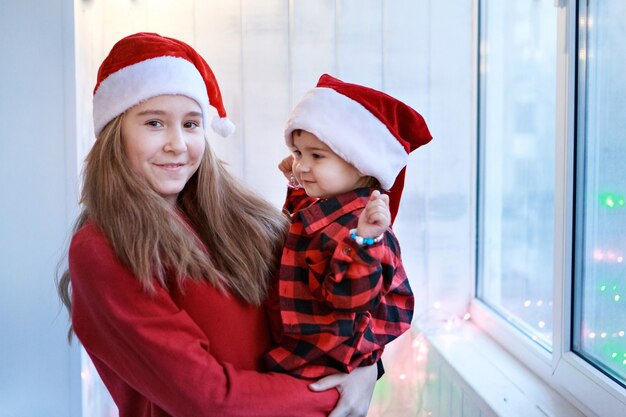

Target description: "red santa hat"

left=284, top=74, right=432, bottom=222
left=93, top=32, right=235, bottom=137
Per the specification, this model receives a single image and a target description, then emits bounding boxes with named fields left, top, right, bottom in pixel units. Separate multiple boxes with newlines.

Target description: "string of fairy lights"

left=591, top=193, right=626, bottom=374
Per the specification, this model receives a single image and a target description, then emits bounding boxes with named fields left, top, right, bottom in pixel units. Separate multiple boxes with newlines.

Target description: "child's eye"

left=184, top=121, right=200, bottom=129
left=312, top=153, right=323, bottom=159
left=292, top=150, right=302, bottom=158
left=146, top=120, right=163, bottom=127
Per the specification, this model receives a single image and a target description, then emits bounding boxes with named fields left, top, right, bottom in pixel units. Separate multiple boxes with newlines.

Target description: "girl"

left=57, top=32, right=376, bottom=417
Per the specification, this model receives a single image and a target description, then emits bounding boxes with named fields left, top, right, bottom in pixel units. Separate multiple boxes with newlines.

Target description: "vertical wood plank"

left=100, top=0, right=147, bottom=48
left=194, top=0, right=245, bottom=176
left=240, top=0, right=290, bottom=205
left=335, top=0, right=383, bottom=88
left=423, top=0, right=474, bottom=320
left=382, top=0, right=430, bottom=108
left=382, top=0, right=432, bottom=316
left=144, top=0, right=195, bottom=42
left=289, top=0, right=336, bottom=105
left=75, top=0, right=105, bottom=159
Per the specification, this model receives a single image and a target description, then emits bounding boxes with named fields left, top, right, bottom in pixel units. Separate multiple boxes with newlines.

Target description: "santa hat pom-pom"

left=211, top=116, right=236, bottom=137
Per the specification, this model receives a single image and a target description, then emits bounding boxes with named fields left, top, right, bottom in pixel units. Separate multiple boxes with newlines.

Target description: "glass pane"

left=477, top=0, right=556, bottom=350
left=573, top=0, right=626, bottom=386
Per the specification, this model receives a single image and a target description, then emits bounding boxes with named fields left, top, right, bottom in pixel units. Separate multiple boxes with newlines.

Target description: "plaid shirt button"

left=342, top=247, right=352, bottom=255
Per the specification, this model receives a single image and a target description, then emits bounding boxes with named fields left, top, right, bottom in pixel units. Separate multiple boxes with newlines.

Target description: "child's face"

left=291, top=130, right=367, bottom=199
left=121, top=94, right=206, bottom=206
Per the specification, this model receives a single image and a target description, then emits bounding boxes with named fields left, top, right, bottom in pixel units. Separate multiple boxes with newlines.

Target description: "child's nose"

left=295, top=160, right=310, bottom=172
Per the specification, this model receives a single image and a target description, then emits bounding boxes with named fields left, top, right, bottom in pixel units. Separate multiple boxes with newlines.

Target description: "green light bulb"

left=601, top=193, right=615, bottom=207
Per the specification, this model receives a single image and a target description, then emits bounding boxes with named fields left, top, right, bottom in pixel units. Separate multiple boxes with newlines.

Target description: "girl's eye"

left=292, top=150, right=302, bottom=158
left=312, top=153, right=323, bottom=159
left=146, top=120, right=163, bottom=127
left=184, top=121, right=200, bottom=129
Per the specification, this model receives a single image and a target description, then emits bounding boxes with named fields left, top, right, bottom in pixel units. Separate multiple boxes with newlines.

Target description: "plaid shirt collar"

left=296, top=187, right=374, bottom=235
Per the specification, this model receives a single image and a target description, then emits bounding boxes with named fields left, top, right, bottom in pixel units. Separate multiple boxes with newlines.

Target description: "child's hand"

left=278, top=155, right=294, bottom=179
left=278, top=154, right=301, bottom=187
left=357, top=190, right=391, bottom=239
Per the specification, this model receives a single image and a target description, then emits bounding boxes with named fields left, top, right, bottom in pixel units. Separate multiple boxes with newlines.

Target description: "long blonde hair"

left=57, top=115, right=288, bottom=324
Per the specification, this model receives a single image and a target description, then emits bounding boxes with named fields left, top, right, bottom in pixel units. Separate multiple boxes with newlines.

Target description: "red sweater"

left=69, top=222, right=338, bottom=417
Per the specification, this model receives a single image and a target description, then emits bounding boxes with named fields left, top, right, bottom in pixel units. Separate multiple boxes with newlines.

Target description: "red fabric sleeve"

left=69, top=224, right=337, bottom=417
left=311, top=233, right=398, bottom=312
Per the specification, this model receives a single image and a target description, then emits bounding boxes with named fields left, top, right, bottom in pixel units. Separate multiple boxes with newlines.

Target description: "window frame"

left=471, top=1, right=626, bottom=415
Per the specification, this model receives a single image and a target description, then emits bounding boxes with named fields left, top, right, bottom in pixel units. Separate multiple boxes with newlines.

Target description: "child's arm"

left=310, top=192, right=403, bottom=312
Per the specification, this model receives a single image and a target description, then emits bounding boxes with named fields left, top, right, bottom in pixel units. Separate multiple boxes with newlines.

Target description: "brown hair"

left=57, top=115, right=288, bottom=335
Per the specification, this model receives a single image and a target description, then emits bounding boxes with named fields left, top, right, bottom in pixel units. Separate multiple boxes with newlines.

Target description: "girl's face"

left=121, top=95, right=206, bottom=206
left=291, top=130, right=366, bottom=199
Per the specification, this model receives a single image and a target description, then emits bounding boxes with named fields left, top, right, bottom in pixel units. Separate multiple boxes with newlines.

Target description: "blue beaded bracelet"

left=349, top=228, right=384, bottom=246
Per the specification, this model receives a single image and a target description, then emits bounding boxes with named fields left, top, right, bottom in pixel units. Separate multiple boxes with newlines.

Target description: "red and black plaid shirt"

left=264, top=187, right=414, bottom=378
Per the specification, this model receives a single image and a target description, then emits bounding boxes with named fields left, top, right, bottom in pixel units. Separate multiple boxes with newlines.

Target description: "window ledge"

left=422, top=321, right=587, bottom=417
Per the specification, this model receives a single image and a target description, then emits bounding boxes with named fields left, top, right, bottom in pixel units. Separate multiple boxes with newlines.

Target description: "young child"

left=264, top=74, right=433, bottom=379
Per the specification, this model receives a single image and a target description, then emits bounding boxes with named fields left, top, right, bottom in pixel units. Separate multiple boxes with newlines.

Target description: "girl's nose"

left=164, top=127, right=187, bottom=153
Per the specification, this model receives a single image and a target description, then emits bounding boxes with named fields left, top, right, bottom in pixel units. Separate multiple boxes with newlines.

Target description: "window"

left=475, top=0, right=626, bottom=415
left=573, top=0, right=626, bottom=387
left=476, top=0, right=557, bottom=350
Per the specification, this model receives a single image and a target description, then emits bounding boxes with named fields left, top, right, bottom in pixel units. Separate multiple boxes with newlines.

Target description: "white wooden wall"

left=75, top=0, right=475, bottom=318
left=1, top=0, right=476, bottom=415
left=74, top=2, right=476, bottom=415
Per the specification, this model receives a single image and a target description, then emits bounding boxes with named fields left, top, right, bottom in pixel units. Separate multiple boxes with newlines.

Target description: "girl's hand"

left=309, top=363, right=377, bottom=417
left=357, top=190, right=390, bottom=239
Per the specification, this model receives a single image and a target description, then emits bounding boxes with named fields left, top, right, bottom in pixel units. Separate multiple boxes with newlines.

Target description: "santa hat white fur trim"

left=211, top=116, right=236, bottom=137
left=284, top=87, right=408, bottom=190
left=93, top=56, right=210, bottom=136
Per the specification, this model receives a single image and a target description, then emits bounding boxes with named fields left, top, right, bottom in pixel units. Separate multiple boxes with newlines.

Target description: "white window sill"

left=421, top=320, right=587, bottom=417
